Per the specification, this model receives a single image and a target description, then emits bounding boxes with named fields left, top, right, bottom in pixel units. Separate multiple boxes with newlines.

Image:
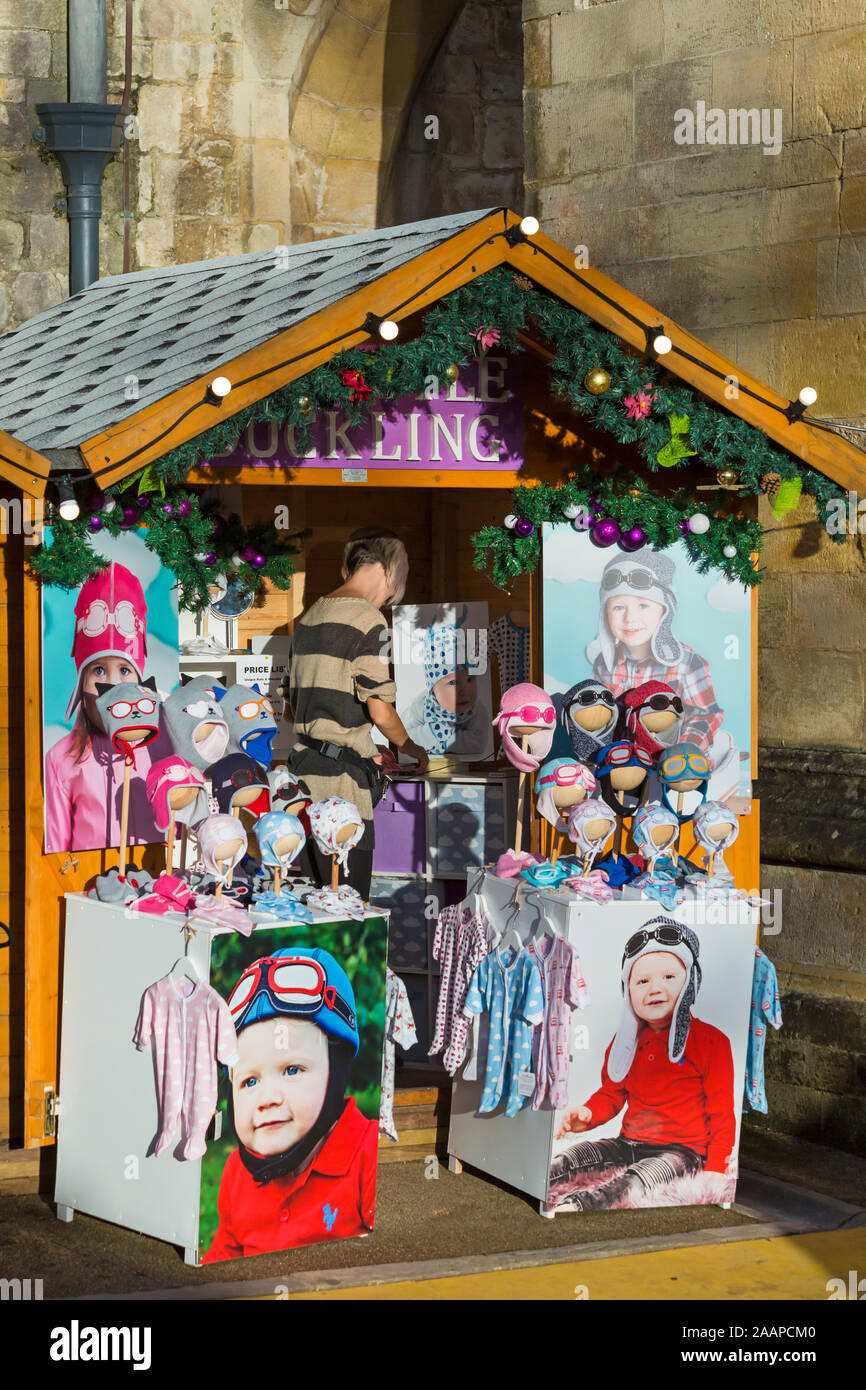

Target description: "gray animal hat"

left=162, top=673, right=230, bottom=771
left=608, top=917, right=701, bottom=1083
left=560, top=679, right=618, bottom=760
left=217, top=682, right=278, bottom=766
left=597, top=548, right=683, bottom=670
left=94, top=678, right=161, bottom=766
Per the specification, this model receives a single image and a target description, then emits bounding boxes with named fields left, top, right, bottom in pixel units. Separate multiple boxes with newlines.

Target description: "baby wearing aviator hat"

left=549, top=918, right=736, bottom=1210
left=202, top=947, right=379, bottom=1262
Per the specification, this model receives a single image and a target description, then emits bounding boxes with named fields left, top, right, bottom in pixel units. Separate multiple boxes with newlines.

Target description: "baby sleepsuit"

left=134, top=974, right=239, bottom=1160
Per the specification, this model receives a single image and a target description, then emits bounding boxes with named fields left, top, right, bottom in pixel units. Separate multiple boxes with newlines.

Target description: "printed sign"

left=199, top=356, right=523, bottom=473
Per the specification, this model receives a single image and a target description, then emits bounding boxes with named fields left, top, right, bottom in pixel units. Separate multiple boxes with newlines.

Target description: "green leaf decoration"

left=657, top=413, right=698, bottom=467
left=772, top=476, right=803, bottom=519
left=135, top=464, right=166, bottom=498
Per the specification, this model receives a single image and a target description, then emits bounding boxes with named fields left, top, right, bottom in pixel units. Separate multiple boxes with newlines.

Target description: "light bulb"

left=59, top=497, right=80, bottom=521
left=210, top=376, right=232, bottom=398
left=379, top=319, right=399, bottom=341
left=519, top=216, right=540, bottom=237
left=653, top=334, right=672, bottom=355
left=798, top=386, right=817, bottom=407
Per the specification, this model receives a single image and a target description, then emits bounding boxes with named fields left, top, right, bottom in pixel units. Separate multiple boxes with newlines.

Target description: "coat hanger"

left=522, top=886, right=558, bottom=942
left=169, top=954, right=200, bottom=984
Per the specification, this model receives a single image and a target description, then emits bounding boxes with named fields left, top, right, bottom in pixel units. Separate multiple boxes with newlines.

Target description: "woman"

left=288, top=527, right=428, bottom=897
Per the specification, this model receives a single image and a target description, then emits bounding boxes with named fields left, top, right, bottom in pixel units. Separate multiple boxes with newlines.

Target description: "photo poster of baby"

left=199, top=920, right=388, bottom=1262
left=546, top=911, right=756, bottom=1213
left=389, top=601, right=493, bottom=762
left=541, top=526, right=752, bottom=813
left=41, top=526, right=180, bottom=855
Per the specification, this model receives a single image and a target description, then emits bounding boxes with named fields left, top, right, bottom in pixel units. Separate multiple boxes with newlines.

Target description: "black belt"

left=294, top=734, right=389, bottom=808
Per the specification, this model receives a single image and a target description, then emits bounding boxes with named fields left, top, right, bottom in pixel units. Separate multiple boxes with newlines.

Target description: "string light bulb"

left=205, top=376, right=232, bottom=405
left=798, top=386, right=817, bottom=406
left=362, top=312, right=399, bottom=340
left=519, top=216, right=539, bottom=237
left=57, top=477, right=79, bottom=521
left=653, top=333, right=672, bottom=355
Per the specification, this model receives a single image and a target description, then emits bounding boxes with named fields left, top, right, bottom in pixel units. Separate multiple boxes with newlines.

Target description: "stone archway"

left=285, top=0, right=464, bottom=240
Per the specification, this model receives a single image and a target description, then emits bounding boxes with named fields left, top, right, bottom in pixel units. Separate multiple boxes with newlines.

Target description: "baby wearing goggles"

left=203, top=947, right=379, bottom=1263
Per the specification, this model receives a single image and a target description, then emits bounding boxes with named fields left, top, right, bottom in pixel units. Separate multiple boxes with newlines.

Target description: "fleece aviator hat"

left=608, top=917, right=702, bottom=1083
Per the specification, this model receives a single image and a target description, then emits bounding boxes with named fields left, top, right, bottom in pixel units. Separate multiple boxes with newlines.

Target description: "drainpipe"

left=33, top=1, right=125, bottom=294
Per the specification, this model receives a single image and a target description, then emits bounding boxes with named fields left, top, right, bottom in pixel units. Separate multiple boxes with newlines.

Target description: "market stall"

left=3, top=206, right=865, bottom=1238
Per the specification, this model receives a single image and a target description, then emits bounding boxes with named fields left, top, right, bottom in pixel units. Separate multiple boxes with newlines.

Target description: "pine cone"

left=512, top=273, right=534, bottom=291
left=761, top=472, right=782, bottom=498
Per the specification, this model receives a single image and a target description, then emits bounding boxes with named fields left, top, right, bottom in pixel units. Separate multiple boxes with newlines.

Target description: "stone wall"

left=381, top=0, right=523, bottom=225
left=0, top=0, right=466, bottom=329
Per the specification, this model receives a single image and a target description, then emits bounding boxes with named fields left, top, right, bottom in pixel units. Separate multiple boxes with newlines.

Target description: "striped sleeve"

left=352, top=620, right=396, bottom=704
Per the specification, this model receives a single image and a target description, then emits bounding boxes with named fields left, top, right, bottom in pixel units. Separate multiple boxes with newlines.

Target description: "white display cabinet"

left=447, top=870, right=757, bottom=1214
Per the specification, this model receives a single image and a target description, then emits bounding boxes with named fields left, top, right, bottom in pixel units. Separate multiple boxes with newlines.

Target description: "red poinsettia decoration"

left=473, top=325, right=501, bottom=353
left=623, top=384, right=657, bottom=421
left=341, top=369, right=371, bottom=403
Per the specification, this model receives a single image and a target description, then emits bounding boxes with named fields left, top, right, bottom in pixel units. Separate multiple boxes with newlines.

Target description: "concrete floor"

left=0, top=1130, right=862, bottom=1301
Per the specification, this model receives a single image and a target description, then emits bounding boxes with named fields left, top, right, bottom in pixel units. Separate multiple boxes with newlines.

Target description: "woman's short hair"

left=342, top=527, right=408, bottom=606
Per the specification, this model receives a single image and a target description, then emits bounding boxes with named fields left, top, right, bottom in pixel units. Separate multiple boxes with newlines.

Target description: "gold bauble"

left=717, top=467, right=739, bottom=487
left=298, top=395, right=313, bottom=415
left=445, top=364, right=460, bottom=383
left=584, top=367, right=611, bottom=395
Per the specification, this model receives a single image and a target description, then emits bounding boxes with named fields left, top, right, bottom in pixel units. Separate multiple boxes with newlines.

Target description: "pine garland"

left=473, top=476, right=764, bottom=589
left=29, top=486, right=306, bottom=614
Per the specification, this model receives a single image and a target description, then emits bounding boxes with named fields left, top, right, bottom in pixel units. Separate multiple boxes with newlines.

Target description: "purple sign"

left=200, top=356, right=523, bottom=473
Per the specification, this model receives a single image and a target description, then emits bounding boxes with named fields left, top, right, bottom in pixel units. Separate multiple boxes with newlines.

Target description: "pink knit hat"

left=66, top=562, right=148, bottom=719
left=492, top=682, right=555, bottom=772
left=145, top=757, right=209, bottom=834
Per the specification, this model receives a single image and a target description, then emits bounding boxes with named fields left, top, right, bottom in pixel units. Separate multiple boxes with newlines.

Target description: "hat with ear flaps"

left=145, top=756, right=209, bottom=832
left=308, top=797, right=363, bottom=868
left=93, top=678, right=162, bottom=767
left=163, top=673, right=230, bottom=770
left=492, top=682, right=556, bottom=772
left=597, top=548, right=683, bottom=671
left=255, top=811, right=306, bottom=869
left=194, top=812, right=249, bottom=884
left=631, top=801, right=680, bottom=868
left=608, top=917, right=702, bottom=1083
left=217, top=683, right=278, bottom=766
left=566, top=799, right=617, bottom=870
left=560, top=679, right=618, bottom=762
left=208, top=752, right=271, bottom=818
left=618, top=680, right=684, bottom=759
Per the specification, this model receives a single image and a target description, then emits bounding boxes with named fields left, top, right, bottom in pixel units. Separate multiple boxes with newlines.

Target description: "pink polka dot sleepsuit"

left=134, top=974, right=239, bottom=1161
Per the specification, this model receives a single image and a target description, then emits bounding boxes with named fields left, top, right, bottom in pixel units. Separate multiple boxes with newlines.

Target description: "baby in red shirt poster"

left=202, top=944, right=380, bottom=1263
left=548, top=918, right=736, bottom=1211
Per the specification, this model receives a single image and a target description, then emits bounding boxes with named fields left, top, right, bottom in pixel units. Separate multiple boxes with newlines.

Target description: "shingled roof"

left=0, top=209, right=496, bottom=452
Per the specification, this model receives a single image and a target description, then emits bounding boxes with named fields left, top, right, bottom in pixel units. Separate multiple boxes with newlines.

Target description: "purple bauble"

left=589, top=495, right=603, bottom=514
left=619, top=525, right=646, bottom=552
left=161, top=501, right=174, bottom=516
left=210, top=515, right=226, bottom=540
left=89, top=487, right=106, bottom=511
left=120, top=506, right=139, bottom=529
left=178, top=499, right=192, bottom=519
left=590, top=517, right=621, bottom=547
left=88, top=515, right=103, bottom=533
left=204, top=551, right=217, bottom=565
left=677, top=519, right=689, bottom=534
left=137, top=495, right=151, bottom=511
left=514, top=518, right=535, bottom=538
left=252, top=552, right=266, bottom=569
left=240, top=545, right=256, bottom=565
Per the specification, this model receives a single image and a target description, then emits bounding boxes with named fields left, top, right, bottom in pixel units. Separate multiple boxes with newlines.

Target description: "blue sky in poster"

left=542, top=524, right=751, bottom=797
left=41, top=527, right=179, bottom=752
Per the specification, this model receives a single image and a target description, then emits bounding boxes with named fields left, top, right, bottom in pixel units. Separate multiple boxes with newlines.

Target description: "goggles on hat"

left=158, top=762, right=202, bottom=784
left=78, top=598, right=141, bottom=640
left=568, top=688, right=616, bottom=709
left=623, top=924, right=689, bottom=962
left=237, top=696, right=275, bottom=720
left=638, top=694, right=683, bottom=716
left=502, top=704, right=556, bottom=725
left=601, top=567, right=658, bottom=592
left=660, top=750, right=710, bottom=781
left=226, top=954, right=355, bottom=1032
left=600, top=742, right=653, bottom=768
left=539, top=763, right=593, bottom=788
left=228, top=767, right=264, bottom=789
left=107, top=696, right=157, bottom=718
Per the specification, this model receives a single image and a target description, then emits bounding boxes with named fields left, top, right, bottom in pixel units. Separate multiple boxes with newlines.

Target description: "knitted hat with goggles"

left=597, top=549, right=683, bottom=670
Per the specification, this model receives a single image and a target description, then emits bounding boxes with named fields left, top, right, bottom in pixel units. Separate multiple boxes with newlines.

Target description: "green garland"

left=29, top=485, right=306, bottom=614
left=473, top=476, right=764, bottom=589
left=32, top=265, right=850, bottom=602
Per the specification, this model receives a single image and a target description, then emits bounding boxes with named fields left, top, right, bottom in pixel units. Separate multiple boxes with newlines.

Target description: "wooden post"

left=274, top=865, right=281, bottom=897
left=550, top=832, right=561, bottom=867
left=331, top=855, right=339, bottom=891
left=514, top=734, right=530, bottom=853
left=166, top=810, right=175, bottom=874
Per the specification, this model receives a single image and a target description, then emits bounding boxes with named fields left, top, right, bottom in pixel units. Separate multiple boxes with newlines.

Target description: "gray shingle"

left=0, top=209, right=504, bottom=449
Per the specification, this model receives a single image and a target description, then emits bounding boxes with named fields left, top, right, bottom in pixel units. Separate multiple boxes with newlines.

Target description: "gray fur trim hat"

left=608, top=917, right=701, bottom=1083
left=597, top=549, right=683, bottom=670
